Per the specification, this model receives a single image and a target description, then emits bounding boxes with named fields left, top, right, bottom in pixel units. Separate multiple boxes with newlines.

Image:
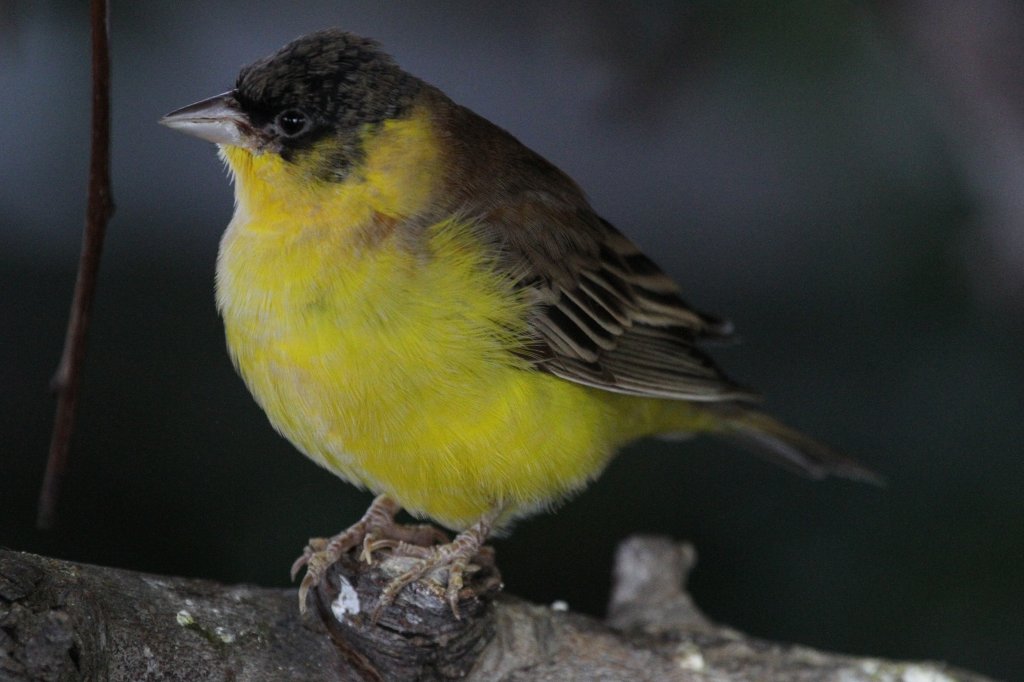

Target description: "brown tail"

left=712, top=407, right=883, bottom=484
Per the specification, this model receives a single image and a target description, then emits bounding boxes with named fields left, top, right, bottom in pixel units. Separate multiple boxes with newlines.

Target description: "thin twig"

left=37, top=0, right=114, bottom=529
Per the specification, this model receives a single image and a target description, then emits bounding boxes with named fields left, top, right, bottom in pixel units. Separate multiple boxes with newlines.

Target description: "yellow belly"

left=218, top=217, right=664, bottom=529
left=213, top=120, right=707, bottom=531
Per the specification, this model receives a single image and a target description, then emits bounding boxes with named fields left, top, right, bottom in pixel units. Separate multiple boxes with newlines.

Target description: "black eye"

left=276, top=109, right=309, bottom=137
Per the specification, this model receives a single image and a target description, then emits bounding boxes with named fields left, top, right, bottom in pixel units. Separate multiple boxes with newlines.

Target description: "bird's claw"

left=293, top=529, right=366, bottom=614
left=294, top=496, right=496, bottom=619
left=374, top=527, right=492, bottom=620
left=293, top=495, right=458, bottom=614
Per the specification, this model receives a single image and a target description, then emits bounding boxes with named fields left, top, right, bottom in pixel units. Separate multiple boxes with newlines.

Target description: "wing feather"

left=479, top=198, right=755, bottom=402
left=435, top=99, right=748, bottom=401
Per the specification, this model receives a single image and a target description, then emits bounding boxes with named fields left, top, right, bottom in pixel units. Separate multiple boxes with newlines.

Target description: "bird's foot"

left=373, top=517, right=496, bottom=619
left=291, top=494, right=448, bottom=614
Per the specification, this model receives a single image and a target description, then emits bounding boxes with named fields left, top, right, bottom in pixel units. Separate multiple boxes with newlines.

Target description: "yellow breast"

left=214, top=109, right=691, bottom=530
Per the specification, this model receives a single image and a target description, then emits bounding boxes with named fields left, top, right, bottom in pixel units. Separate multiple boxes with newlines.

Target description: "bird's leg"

left=359, top=517, right=450, bottom=564
left=290, top=494, right=448, bottom=614
left=376, top=512, right=497, bottom=619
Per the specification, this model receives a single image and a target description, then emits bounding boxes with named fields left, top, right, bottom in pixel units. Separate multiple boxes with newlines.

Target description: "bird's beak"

left=160, top=92, right=250, bottom=147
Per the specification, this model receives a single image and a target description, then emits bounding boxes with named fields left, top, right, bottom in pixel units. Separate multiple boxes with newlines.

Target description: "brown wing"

left=431, top=96, right=880, bottom=481
left=480, top=196, right=757, bottom=402
left=434, top=94, right=755, bottom=402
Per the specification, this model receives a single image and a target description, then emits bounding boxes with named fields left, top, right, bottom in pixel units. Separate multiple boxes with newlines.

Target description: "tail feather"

left=713, top=408, right=883, bottom=485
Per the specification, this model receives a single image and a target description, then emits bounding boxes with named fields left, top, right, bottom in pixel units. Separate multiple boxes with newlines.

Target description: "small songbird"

left=161, top=29, right=877, bottom=616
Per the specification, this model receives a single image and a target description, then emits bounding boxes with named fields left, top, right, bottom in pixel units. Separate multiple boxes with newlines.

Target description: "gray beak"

left=160, top=92, right=250, bottom=146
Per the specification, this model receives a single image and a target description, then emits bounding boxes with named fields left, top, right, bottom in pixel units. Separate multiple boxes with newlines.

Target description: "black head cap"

left=233, top=29, right=421, bottom=153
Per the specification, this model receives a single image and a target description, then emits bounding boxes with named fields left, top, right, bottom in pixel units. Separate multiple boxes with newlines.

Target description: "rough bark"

left=0, top=537, right=992, bottom=681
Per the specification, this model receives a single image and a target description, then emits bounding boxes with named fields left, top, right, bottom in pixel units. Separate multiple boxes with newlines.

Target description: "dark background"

left=3, top=2, right=1022, bottom=679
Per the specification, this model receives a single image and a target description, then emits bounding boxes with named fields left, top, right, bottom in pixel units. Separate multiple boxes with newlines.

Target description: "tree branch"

left=0, top=537, right=992, bottom=681
left=38, top=0, right=114, bottom=529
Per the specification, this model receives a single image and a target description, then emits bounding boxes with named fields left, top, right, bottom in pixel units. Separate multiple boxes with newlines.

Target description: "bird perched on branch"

left=161, top=28, right=877, bottom=617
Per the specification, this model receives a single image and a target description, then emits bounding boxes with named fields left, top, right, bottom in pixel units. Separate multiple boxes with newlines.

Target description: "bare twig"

left=37, top=0, right=114, bottom=529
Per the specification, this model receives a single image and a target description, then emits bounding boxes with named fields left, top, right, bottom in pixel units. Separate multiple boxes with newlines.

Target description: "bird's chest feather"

left=217, top=213, right=413, bottom=442
left=212, top=148, right=534, bottom=482
left=207, top=131, right=638, bottom=528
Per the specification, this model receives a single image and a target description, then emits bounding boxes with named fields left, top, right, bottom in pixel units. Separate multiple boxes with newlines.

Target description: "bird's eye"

left=276, top=109, right=309, bottom=137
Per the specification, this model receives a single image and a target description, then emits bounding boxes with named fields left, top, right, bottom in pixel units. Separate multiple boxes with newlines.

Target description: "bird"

left=161, top=28, right=877, bottom=617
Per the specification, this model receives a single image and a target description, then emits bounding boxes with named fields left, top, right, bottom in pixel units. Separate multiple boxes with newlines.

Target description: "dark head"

left=161, top=29, right=421, bottom=174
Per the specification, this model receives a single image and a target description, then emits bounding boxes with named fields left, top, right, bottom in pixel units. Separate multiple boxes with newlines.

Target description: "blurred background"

left=3, top=1, right=1022, bottom=678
